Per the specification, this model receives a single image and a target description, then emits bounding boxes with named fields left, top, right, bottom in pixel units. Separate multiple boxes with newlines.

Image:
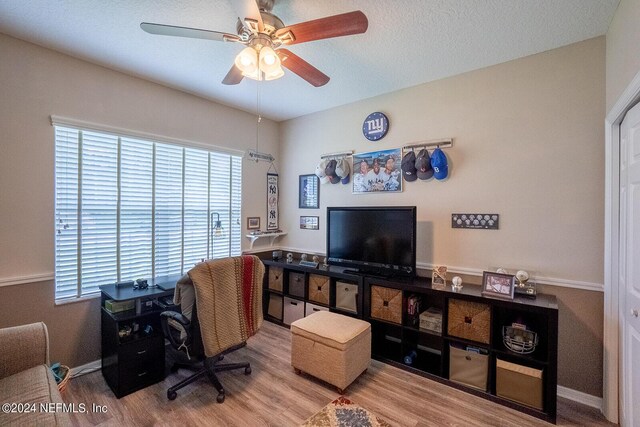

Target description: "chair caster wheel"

left=217, top=393, right=225, bottom=403
left=167, top=390, right=177, bottom=400
left=244, top=366, right=251, bottom=375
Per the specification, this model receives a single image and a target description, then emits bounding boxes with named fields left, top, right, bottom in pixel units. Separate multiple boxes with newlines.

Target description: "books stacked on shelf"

left=406, top=294, right=421, bottom=327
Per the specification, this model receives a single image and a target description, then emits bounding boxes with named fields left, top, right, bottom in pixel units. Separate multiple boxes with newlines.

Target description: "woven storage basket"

left=57, top=365, right=70, bottom=392
left=308, top=274, right=329, bottom=305
left=268, top=267, right=283, bottom=292
left=370, top=285, right=402, bottom=324
left=447, top=299, right=491, bottom=344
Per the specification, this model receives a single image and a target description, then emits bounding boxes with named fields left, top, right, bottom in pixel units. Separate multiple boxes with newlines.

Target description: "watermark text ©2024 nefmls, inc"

left=2, top=402, right=108, bottom=414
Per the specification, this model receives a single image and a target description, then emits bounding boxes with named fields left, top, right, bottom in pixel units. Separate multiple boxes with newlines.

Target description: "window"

left=54, top=125, right=242, bottom=301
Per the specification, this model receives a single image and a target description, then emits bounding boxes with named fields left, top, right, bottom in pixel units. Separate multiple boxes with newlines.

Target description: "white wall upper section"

left=606, top=0, right=640, bottom=112
left=279, top=37, right=605, bottom=284
left=0, top=33, right=278, bottom=279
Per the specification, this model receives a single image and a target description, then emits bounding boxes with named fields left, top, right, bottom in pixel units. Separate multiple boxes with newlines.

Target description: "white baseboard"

left=557, top=385, right=602, bottom=410
left=70, top=359, right=101, bottom=378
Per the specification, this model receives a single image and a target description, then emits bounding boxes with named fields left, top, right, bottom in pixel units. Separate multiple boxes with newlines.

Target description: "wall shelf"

left=245, top=232, right=287, bottom=249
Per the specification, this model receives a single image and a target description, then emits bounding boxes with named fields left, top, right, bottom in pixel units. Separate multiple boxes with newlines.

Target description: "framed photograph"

left=299, top=174, right=319, bottom=209
left=432, top=265, right=447, bottom=290
left=352, top=148, right=402, bottom=194
left=481, top=271, right=515, bottom=300
left=247, top=217, right=260, bottom=230
left=300, top=216, right=319, bottom=230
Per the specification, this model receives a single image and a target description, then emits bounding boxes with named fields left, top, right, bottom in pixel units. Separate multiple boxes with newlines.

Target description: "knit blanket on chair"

left=186, top=255, right=264, bottom=358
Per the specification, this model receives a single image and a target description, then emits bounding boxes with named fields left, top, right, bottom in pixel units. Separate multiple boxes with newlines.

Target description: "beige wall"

left=0, top=33, right=279, bottom=366
left=279, top=37, right=605, bottom=396
left=606, top=0, right=640, bottom=112
left=0, top=31, right=608, bottom=397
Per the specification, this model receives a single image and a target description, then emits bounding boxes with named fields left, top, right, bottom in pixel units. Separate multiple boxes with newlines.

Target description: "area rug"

left=302, top=396, right=391, bottom=427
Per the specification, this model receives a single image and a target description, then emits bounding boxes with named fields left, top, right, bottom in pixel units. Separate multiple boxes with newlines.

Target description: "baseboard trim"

left=557, top=385, right=602, bottom=410
left=70, top=359, right=101, bottom=378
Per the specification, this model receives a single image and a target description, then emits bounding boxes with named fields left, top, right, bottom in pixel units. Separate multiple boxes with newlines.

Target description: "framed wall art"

left=481, top=271, right=515, bottom=300
left=352, top=148, right=402, bottom=193
left=300, top=216, right=319, bottom=230
left=247, top=217, right=260, bottom=230
left=299, top=174, right=319, bottom=209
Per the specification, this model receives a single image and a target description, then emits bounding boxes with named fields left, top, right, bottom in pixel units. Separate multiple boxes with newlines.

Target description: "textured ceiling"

left=0, top=0, right=619, bottom=121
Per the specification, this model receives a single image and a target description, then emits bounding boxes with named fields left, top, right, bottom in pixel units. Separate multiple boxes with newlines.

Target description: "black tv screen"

left=327, top=206, right=416, bottom=276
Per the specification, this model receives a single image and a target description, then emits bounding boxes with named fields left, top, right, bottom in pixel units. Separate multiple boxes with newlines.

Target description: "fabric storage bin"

left=336, top=281, right=358, bottom=313
left=308, top=274, right=330, bottom=305
left=267, top=293, right=283, bottom=320
left=305, top=301, right=329, bottom=317
left=447, top=299, right=491, bottom=344
left=268, top=267, right=283, bottom=292
left=449, top=344, right=489, bottom=391
left=288, top=272, right=305, bottom=298
left=283, top=296, right=305, bottom=325
left=370, top=285, right=402, bottom=324
left=496, top=359, right=543, bottom=410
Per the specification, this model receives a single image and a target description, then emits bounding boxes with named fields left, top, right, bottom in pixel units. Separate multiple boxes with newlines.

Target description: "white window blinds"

left=54, top=125, right=242, bottom=301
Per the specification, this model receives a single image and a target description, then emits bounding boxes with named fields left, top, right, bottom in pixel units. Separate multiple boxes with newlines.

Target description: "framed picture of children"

left=352, top=148, right=402, bottom=194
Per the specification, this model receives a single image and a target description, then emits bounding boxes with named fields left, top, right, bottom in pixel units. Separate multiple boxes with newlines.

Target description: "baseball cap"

left=401, top=151, right=417, bottom=182
left=325, top=159, right=340, bottom=184
left=431, top=147, right=448, bottom=180
left=315, top=159, right=329, bottom=184
left=415, top=149, right=433, bottom=180
left=335, top=158, right=351, bottom=184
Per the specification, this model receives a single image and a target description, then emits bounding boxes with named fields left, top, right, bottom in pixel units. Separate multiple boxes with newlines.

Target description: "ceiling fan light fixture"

left=234, top=47, right=258, bottom=74
left=264, top=67, right=284, bottom=81
left=259, top=46, right=281, bottom=73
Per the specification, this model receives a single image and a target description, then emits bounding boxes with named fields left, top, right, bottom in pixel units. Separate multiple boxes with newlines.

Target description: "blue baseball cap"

left=430, top=147, right=448, bottom=180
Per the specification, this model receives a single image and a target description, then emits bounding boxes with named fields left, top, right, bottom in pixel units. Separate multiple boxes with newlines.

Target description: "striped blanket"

left=185, top=255, right=264, bottom=358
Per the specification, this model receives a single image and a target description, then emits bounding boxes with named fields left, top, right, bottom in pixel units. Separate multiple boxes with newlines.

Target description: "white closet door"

left=620, top=101, right=640, bottom=427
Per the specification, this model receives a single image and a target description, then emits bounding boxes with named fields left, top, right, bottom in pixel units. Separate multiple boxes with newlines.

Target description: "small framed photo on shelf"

left=247, top=217, right=260, bottom=230
left=300, top=216, right=319, bottom=230
left=299, top=174, right=319, bottom=209
left=481, top=271, right=515, bottom=300
left=432, top=265, right=447, bottom=290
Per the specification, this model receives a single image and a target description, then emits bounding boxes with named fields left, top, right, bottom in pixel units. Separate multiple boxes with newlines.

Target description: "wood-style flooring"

left=63, top=321, right=615, bottom=426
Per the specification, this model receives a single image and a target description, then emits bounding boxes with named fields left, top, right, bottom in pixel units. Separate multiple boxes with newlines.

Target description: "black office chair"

left=160, top=255, right=264, bottom=403
left=160, top=304, right=250, bottom=403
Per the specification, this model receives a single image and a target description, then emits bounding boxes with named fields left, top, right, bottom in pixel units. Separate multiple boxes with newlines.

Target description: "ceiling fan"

left=141, top=0, right=368, bottom=87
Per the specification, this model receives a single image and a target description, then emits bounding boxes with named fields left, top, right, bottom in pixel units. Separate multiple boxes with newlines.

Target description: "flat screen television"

left=327, top=206, right=416, bottom=277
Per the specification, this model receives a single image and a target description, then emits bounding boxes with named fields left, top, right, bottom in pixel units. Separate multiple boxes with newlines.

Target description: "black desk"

left=99, top=275, right=181, bottom=398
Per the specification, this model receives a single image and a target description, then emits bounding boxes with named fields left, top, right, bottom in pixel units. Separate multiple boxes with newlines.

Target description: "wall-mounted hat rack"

left=402, top=138, right=453, bottom=152
left=320, top=150, right=353, bottom=160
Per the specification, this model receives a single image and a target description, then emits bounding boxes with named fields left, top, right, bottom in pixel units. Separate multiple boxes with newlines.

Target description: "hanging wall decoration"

left=267, top=173, right=279, bottom=230
left=362, top=112, right=389, bottom=141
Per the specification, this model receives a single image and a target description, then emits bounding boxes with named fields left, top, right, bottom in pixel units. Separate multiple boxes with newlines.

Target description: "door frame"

left=604, top=70, right=640, bottom=424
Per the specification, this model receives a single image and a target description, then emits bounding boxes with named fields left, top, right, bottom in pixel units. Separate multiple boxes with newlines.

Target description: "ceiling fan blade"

left=228, top=0, right=264, bottom=32
left=141, top=22, right=240, bottom=42
left=274, top=11, right=368, bottom=45
left=278, top=49, right=329, bottom=87
left=222, top=64, right=244, bottom=85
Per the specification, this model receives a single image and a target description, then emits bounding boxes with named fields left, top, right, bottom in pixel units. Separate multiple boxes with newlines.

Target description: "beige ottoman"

left=291, top=311, right=371, bottom=393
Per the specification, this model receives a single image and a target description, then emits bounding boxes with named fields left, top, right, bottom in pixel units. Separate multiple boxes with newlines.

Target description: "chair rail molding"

left=0, top=272, right=54, bottom=288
